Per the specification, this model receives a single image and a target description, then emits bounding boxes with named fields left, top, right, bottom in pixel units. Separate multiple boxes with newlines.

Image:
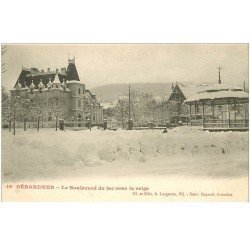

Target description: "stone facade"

left=10, top=58, right=103, bottom=125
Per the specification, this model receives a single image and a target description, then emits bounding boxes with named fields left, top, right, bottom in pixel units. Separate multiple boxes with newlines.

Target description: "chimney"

left=61, top=68, right=66, bottom=74
left=47, top=68, right=50, bottom=73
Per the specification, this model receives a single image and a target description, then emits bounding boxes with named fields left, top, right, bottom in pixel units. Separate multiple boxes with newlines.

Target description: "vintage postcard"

left=1, top=44, right=249, bottom=201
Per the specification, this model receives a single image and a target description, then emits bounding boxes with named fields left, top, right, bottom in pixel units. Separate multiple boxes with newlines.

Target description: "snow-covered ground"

left=2, top=126, right=248, bottom=181
left=2, top=127, right=248, bottom=201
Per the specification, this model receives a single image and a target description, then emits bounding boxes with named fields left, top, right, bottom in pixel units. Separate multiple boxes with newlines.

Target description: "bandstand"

left=184, top=86, right=249, bottom=131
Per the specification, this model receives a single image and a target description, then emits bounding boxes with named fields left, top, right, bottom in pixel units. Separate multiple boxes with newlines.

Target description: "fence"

left=13, top=121, right=56, bottom=129
left=189, top=118, right=248, bottom=128
left=7, top=121, right=99, bottom=129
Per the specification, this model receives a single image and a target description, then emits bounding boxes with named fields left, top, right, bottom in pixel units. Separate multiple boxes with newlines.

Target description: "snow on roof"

left=197, top=84, right=244, bottom=93
left=185, top=86, right=249, bottom=103
left=102, top=103, right=115, bottom=109
left=53, top=74, right=61, bottom=83
left=66, top=80, right=82, bottom=84
left=177, top=82, right=217, bottom=99
left=155, top=96, right=167, bottom=102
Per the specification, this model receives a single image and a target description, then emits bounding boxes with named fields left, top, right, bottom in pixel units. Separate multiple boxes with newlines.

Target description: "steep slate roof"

left=66, top=62, right=80, bottom=81
left=85, top=89, right=96, bottom=99
left=14, top=60, right=80, bottom=88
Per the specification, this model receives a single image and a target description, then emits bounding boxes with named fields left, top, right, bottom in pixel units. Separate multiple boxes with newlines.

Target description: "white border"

left=1, top=1, right=249, bottom=250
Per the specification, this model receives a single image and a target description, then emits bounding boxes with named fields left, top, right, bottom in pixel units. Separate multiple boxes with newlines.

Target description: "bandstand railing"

left=189, top=118, right=248, bottom=128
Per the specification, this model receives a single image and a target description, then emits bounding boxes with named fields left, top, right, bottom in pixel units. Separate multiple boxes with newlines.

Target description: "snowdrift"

left=2, top=127, right=248, bottom=181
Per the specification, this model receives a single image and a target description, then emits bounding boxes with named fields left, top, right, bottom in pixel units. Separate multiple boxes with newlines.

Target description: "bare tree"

left=82, top=96, right=96, bottom=130
left=115, top=98, right=128, bottom=129
left=1, top=45, right=7, bottom=73
left=30, top=94, right=47, bottom=131
left=9, top=95, right=22, bottom=135
left=19, top=97, right=31, bottom=131
left=49, top=96, right=67, bottom=131
left=1, top=86, right=12, bottom=130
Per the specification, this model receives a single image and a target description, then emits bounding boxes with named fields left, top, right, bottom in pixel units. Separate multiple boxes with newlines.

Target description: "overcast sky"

left=2, top=44, right=248, bottom=90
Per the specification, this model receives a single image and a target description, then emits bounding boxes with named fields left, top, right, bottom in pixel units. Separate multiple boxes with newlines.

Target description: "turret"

left=52, top=74, right=61, bottom=89
left=23, top=81, right=29, bottom=90
left=30, top=79, right=35, bottom=93
left=47, top=78, right=52, bottom=89
left=61, top=78, right=67, bottom=90
left=38, top=79, right=45, bottom=92
left=15, top=80, right=22, bottom=90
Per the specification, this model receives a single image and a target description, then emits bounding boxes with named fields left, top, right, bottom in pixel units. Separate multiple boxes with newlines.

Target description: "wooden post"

left=228, top=99, right=231, bottom=128
left=13, top=109, right=16, bottom=135
left=212, top=101, right=215, bottom=118
left=234, top=99, right=236, bottom=128
left=244, top=103, right=247, bottom=127
left=189, top=103, right=192, bottom=126
left=194, top=101, right=197, bottom=119
left=202, top=101, right=205, bottom=127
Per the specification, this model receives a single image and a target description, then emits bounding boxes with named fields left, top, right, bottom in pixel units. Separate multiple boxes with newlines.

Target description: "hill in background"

left=90, top=82, right=174, bottom=103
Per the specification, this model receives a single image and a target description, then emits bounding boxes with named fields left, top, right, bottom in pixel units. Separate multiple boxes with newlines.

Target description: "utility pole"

left=217, top=65, right=222, bottom=84
left=129, top=85, right=131, bottom=121
left=243, top=81, right=246, bottom=92
left=128, top=85, right=132, bottom=130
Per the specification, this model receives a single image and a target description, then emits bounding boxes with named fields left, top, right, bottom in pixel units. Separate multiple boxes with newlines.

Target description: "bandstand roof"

left=184, top=86, right=249, bottom=105
left=178, top=83, right=215, bottom=99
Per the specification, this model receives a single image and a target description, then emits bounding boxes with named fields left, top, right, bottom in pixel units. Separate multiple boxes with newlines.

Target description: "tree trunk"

left=9, top=120, right=11, bottom=132
left=55, top=117, right=58, bottom=131
left=24, top=119, right=27, bottom=131
left=13, top=119, right=16, bottom=135
left=37, top=117, right=40, bottom=131
left=121, top=106, right=124, bottom=129
left=13, top=110, right=16, bottom=135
